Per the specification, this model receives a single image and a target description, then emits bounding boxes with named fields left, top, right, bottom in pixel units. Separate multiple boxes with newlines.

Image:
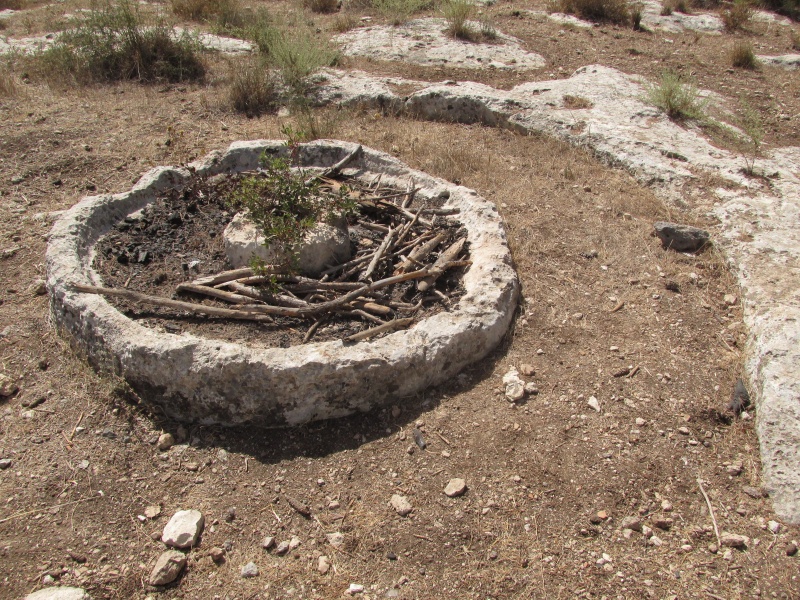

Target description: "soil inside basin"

left=92, top=169, right=469, bottom=348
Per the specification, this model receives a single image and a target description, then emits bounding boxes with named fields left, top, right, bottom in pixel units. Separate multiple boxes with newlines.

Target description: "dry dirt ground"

left=1, top=0, right=800, bottom=599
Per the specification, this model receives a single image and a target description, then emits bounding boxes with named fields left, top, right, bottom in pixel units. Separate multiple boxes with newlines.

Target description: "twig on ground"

left=697, top=477, right=722, bottom=547
left=345, top=317, right=414, bottom=342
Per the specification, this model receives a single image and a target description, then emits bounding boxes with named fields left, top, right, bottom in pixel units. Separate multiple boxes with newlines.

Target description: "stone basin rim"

left=46, top=139, right=519, bottom=427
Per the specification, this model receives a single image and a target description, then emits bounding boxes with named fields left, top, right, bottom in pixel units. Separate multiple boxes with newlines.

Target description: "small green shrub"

left=171, top=0, right=245, bottom=31
left=228, top=155, right=355, bottom=262
left=229, top=58, right=279, bottom=116
left=731, top=40, right=757, bottom=68
left=721, top=0, right=753, bottom=31
left=249, top=22, right=338, bottom=93
left=37, top=0, right=205, bottom=84
left=304, top=0, right=340, bottom=13
left=559, top=0, right=633, bottom=24
left=646, top=70, right=706, bottom=121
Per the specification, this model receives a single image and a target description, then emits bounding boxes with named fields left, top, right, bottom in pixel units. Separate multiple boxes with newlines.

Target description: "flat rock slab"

left=314, top=66, right=800, bottom=524
left=47, top=140, right=518, bottom=428
left=444, top=478, right=467, bottom=497
left=335, top=18, right=545, bottom=70
left=162, top=510, right=204, bottom=548
left=25, top=588, right=90, bottom=600
left=757, top=54, right=800, bottom=69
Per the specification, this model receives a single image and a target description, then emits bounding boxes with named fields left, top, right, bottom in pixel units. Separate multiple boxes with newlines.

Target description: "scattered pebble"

left=444, top=478, right=467, bottom=497
left=720, top=532, right=749, bottom=549
left=621, top=516, right=642, bottom=532
left=348, top=583, right=364, bottom=595
left=209, top=547, right=225, bottom=563
left=144, top=505, right=161, bottom=519
left=726, top=463, right=743, bottom=476
left=768, top=520, right=781, bottom=534
left=318, top=555, right=331, bottom=574
left=288, top=536, right=301, bottom=551
left=274, top=541, right=290, bottom=555
left=0, top=373, right=19, bottom=397
left=653, top=517, right=673, bottom=530
left=786, top=542, right=798, bottom=556
left=661, top=500, right=673, bottom=512
left=240, top=562, right=259, bottom=578
left=390, top=494, right=413, bottom=517
left=149, top=550, right=186, bottom=586
left=0, top=458, right=12, bottom=470
left=156, top=433, right=174, bottom=451
left=649, top=535, right=664, bottom=547
left=326, top=532, right=345, bottom=548
left=261, top=536, right=275, bottom=550
left=519, top=363, right=535, bottom=376
left=742, top=486, right=766, bottom=499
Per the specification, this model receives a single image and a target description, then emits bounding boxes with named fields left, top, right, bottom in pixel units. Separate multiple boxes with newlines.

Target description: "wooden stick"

left=302, top=317, right=326, bottom=344
left=176, top=283, right=254, bottom=305
left=192, top=267, right=255, bottom=287
left=71, top=284, right=275, bottom=323
left=351, top=300, right=393, bottom=316
left=417, top=238, right=466, bottom=293
left=401, top=179, right=416, bottom=209
left=345, top=318, right=414, bottom=342
left=340, top=308, right=384, bottom=324
left=362, top=227, right=395, bottom=282
left=395, top=233, right=445, bottom=274
left=0, top=495, right=101, bottom=525
left=226, top=282, right=309, bottom=308
left=697, top=477, right=721, bottom=548
left=308, top=144, right=363, bottom=183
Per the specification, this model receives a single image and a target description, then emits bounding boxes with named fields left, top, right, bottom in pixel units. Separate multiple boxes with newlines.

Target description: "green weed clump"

left=37, top=0, right=205, bottom=84
left=646, top=70, right=707, bottom=121
left=442, top=0, right=475, bottom=39
left=730, top=40, right=758, bottom=69
left=228, top=155, right=356, bottom=265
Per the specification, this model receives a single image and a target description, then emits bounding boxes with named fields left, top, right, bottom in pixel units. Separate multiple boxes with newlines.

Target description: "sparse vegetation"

left=646, top=70, right=707, bottom=121
left=731, top=40, right=758, bottom=69
left=0, top=64, right=17, bottom=96
left=0, top=0, right=24, bottom=9
left=737, top=99, right=764, bottom=175
left=791, top=28, right=800, bottom=50
left=721, top=0, right=753, bottom=31
left=761, top=0, right=800, bottom=20
left=372, top=0, right=430, bottom=26
left=170, top=0, right=246, bottom=32
left=229, top=58, right=279, bottom=116
left=36, top=0, right=205, bottom=84
left=559, top=0, right=635, bottom=25
left=303, top=0, right=340, bottom=14
left=661, top=0, right=690, bottom=14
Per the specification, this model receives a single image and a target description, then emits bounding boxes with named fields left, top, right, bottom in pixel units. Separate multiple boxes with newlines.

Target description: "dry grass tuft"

left=0, top=64, right=17, bottom=96
left=171, top=0, right=246, bottom=31
left=371, top=0, right=430, bottom=26
left=303, top=0, right=340, bottom=13
left=721, top=0, right=753, bottom=31
left=332, top=12, right=360, bottom=32
left=559, top=0, right=634, bottom=25
left=563, top=94, right=594, bottom=109
left=442, top=0, right=476, bottom=40
left=229, top=58, right=279, bottom=116
left=730, top=40, right=758, bottom=69
left=790, top=28, right=800, bottom=50
left=0, top=0, right=24, bottom=9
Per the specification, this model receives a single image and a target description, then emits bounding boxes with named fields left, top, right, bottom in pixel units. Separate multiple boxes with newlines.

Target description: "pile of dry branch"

left=75, top=162, right=470, bottom=344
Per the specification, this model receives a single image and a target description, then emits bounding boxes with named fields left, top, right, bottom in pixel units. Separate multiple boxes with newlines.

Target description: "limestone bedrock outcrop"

left=313, top=65, right=800, bottom=524
left=335, top=18, right=545, bottom=70
left=47, top=140, right=518, bottom=429
left=223, top=213, right=351, bottom=277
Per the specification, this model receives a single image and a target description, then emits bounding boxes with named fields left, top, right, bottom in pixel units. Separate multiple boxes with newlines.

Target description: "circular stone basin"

left=46, top=140, right=518, bottom=427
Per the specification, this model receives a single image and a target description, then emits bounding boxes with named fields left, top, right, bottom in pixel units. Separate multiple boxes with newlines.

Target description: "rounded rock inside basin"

left=46, top=140, right=519, bottom=427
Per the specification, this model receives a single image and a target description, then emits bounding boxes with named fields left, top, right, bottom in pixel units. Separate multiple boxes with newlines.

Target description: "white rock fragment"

left=24, top=588, right=91, bottom=600
left=288, top=536, right=301, bottom=551
left=768, top=520, right=781, bottom=534
left=503, top=368, right=526, bottom=402
left=587, top=396, right=601, bottom=412
left=348, top=583, right=364, bottom=595
left=444, top=478, right=467, bottom=497
left=326, top=532, right=345, bottom=548
left=162, top=510, right=204, bottom=549
left=240, top=562, right=259, bottom=577
left=144, top=505, right=162, bottom=519
left=390, top=494, right=413, bottom=517
left=318, top=555, right=331, bottom=574
left=157, top=433, right=174, bottom=451
left=149, top=550, right=186, bottom=586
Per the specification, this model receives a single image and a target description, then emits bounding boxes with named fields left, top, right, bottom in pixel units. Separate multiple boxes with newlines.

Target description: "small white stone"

left=326, top=532, right=345, bottom=548
left=162, top=510, right=204, bottom=549
left=240, top=562, right=259, bottom=577
left=768, top=520, right=781, bottom=534
left=390, top=494, right=413, bottom=517
left=157, top=433, right=174, bottom=451
left=587, top=396, right=601, bottom=412
left=318, top=555, right=330, bottom=574
left=661, top=500, right=673, bottom=512
left=444, top=478, right=467, bottom=497
left=288, top=536, right=301, bottom=551
left=649, top=535, right=664, bottom=547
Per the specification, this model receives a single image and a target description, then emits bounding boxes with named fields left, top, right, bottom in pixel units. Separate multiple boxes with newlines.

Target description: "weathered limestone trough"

left=46, top=140, right=518, bottom=427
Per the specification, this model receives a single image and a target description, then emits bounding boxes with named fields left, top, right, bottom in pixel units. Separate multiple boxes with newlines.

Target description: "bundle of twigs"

left=75, top=168, right=470, bottom=344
